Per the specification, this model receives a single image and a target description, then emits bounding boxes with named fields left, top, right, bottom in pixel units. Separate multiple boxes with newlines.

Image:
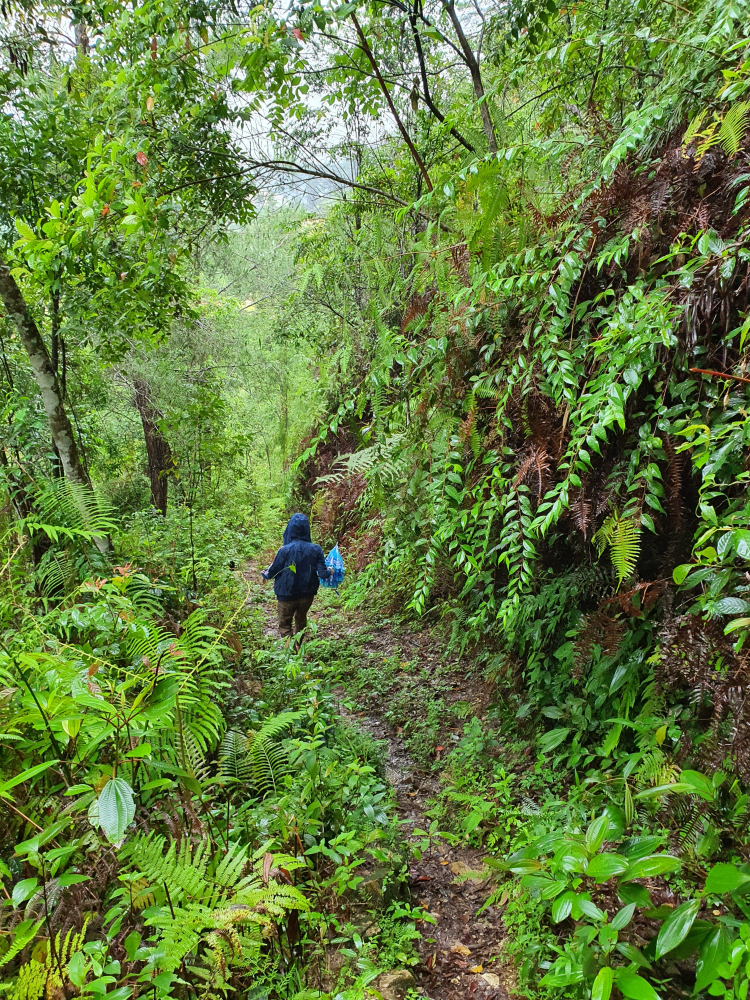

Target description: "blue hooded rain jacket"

left=264, top=513, right=330, bottom=600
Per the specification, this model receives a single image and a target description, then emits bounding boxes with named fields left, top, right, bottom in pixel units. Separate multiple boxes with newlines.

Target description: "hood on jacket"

left=283, top=513, right=312, bottom=544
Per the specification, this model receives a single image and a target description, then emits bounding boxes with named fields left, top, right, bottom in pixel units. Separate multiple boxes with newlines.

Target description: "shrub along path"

left=243, top=563, right=513, bottom=1000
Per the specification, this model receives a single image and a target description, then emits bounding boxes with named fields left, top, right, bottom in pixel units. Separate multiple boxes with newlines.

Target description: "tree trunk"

left=442, top=0, right=497, bottom=153
left=133, top=377, right=173, bottom=515
left=0, top=259, right=89, bottom=486
left=0, top=258, right=110, bottom=554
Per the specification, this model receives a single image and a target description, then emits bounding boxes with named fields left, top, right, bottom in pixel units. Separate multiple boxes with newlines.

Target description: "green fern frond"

left=8, top=920, right=88, bottom=1000
left=683, top=107, right=708, bottom=145
left=593, top=511, right=640, bottom=587
left=219, top=730, right=252, bottom=781
left=175, top=724, right=212, bottom=785
left=719, top=100, right=750, bottom=156
left=29, top=479, right=116, bottom=545
left=634, top=749, right=680, bottom=789
left=471, top=375, right=500, bottom=400
left=220, top=712, right=302, bottom=794
left=122, top=836, right=306, bottom=979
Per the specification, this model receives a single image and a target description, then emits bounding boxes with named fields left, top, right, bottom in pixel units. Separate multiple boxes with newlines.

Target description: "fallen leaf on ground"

left=482, top=973, right=500, bottom=987
left=469, top=964, right=483, bottom=973
left=450, top=943, right=471, bottom=956
left=451, top=861, right=486, bottom=879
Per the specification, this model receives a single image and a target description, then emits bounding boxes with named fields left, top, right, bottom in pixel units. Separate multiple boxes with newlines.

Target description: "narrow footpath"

left=244, top=564, right=514, bottom=1000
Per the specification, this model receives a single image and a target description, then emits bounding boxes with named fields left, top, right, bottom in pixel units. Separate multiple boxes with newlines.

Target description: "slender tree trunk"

left=409, top=3, right=475, bottom=153
left=442, top=0, right=497, bottom=153
left=0, top=259, right=110, bottom=554
left=351, top=13, right=433, bottom=191
left=0, top=259, right=88, bottom=486
left=133, top=377, right=173, bottom=515
left=49, top=292, right=64, bottom=478
left=75, top=22, right=89, bottom=57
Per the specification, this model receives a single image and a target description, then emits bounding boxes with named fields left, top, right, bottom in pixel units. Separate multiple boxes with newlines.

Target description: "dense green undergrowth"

left=5, top=0, right=750, bottom=994
left=0, top=527, right=434, bottom=999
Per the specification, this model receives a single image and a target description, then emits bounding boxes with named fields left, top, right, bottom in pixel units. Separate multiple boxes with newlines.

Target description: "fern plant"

left=25, top=479, right=115, bottom=551
left=126, top=607, right=230, bottom=754
left=6, top=921, right=88, bottom=1000
left=593, top=511, right=641, bottom=588
left=219, top=711, right=303, bottom=795
left=120, top=834, right=308, bottom=980
left=685, top=101, right=750, bottom=160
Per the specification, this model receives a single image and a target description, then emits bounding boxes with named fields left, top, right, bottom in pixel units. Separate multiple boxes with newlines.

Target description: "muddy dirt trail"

left=244, top=564, right=513, bottom=1000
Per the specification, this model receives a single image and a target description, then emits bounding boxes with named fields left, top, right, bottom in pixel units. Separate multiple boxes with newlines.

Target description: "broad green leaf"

left=617, top=941, right=651, bottom=967
left=592, top=966, right=614, bottom=1000
left=621, top=837, right=662, bottom=860
left=603, top=804, right=626, bottom=840
left=15, top=819, right=69, bottom=856
left=97, top=777, right=135, bottom=845
left=0, top=760, right=59, bottom=798
left=508, top=859, right=542, bottom=874
left=124, top=743, right=152, bottom=758
left=696, top=926, right=732, bottom=992
left=12, top=877, right=39, bottom=907
left=540, top=879, right=568, bottom=899
left=634, top=782, right=692, bottom=799
left=539, top=967, right=585, bottom=987
left=705, top=863, right=750, bottom=895
left=725, top=616, right=750, bottom=634
left=611, top=903, right=636, bottom=930
left=58, top=874, right=90, bottom=888
left=67, top=952, right=87, bottom=988
left=64, top=784, right=92, bottom=796
left=586, top=815, right=611, bottom=854
left=615, top=969, right=660, bottom=1000
left=714, top=597, right=750, bottom=614
left=551, top=891, right=575, bottom=923
left=623, top=855, right=680, bottom=881
left=619, top=883, right=652, bottom=908
left=586, top=853, right=630, bottom=882
left=655, top=898, right=700, bottom=958
left=680, top=770, right=715, bottom=802
left=579, top=898, right=606, bottom=921
left=463, top=810, right=483, bottom=834
left=539, top=727, right=570, bottom=753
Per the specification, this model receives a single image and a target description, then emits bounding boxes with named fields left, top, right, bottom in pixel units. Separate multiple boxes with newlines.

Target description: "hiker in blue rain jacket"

left=261, top=513, right=331, bottom=639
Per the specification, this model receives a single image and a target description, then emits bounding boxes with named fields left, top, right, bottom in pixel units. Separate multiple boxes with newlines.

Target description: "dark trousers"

left=277, top=595, right=315, bottom=638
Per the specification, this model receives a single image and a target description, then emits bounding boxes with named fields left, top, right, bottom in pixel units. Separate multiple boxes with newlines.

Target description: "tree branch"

left=350, top=13, right=433, bottom=192
left=441, top=0, right=497, bottom=153
left=409, top=1, right=475, bottom=153
left=160, top=159, right=452, bottom=231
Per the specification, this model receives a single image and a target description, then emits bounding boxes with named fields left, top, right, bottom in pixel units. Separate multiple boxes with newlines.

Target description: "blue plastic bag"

left=320, top=543, right=345, bottom=589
